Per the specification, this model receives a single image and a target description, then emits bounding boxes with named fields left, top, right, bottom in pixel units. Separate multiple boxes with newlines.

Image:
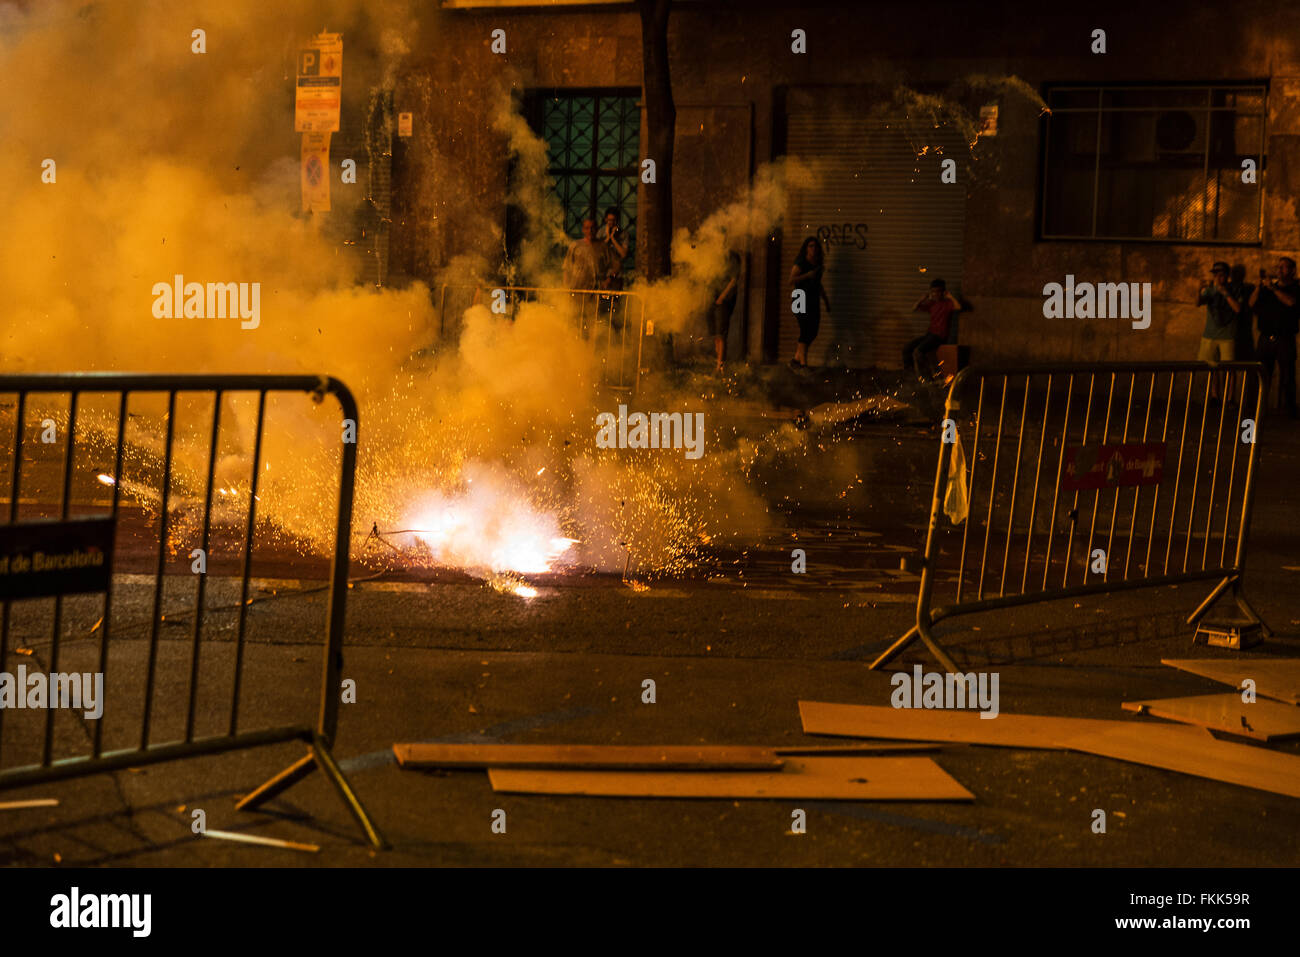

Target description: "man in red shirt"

left=904, top=278, right=960, bottom=381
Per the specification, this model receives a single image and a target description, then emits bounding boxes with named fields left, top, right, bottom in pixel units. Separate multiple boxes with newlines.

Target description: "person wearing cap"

left=1196, top=263, right=1245, bottom=399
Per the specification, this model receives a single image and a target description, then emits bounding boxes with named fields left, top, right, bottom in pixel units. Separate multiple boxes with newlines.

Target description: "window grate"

left=1041, top=84, right=1266, bottom=244
left=533, top=90, right=641, bottom=278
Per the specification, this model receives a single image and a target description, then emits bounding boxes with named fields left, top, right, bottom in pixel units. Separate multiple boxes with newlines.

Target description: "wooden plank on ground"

left=799, top=700, right=1300, bottom=800
left=1055, top=723, right=1300, bottom=799
left=1122, top=693, right=1300, bottom=741
left=773, top=743, right=943, bottom=755
left=488, top=756, right=974, bottom=801
left=393, top=743, right=784, bottom=770
left=798, top=700, right=1111, bottom=748
left=1161, top=658, right=1300, bottom=705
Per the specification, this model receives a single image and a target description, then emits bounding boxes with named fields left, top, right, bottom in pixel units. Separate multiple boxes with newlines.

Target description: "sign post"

left=297, top=32, right=341, bottom=213
left=295, top=32, right=342, bottom=133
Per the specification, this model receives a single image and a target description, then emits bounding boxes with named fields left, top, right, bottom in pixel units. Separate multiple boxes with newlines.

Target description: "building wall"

left=389, top=0, right=1300, bottom=366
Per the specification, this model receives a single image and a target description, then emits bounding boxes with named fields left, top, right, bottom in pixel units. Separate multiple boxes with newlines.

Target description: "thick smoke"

left=0, top=0, right=797, bottom=578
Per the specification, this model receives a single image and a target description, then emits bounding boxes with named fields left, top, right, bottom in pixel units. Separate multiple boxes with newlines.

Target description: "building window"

left=1040, top=85, right=1266, bottom=243
left=527, top=89, right=640, bottom=277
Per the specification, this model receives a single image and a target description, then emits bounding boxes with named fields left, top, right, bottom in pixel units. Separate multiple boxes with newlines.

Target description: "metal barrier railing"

left=437, top=284, right=647, bottom=394
left=871, top=362, right=1269, bottom=674
left=0, top=373, right=384, bottom=849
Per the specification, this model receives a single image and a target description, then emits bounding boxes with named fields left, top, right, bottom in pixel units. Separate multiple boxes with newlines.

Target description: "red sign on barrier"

left=1063, top=442, right=1167, bottom=490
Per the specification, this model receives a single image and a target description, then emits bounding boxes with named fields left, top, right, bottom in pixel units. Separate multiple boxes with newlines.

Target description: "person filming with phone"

left=1249, top=256, right=1299, bottom=418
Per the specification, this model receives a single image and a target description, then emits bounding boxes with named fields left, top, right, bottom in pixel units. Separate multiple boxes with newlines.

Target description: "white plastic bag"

left=943, top=431, right=969, bottom=525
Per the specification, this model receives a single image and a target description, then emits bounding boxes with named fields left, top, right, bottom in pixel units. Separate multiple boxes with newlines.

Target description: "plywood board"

left=799, top=700, right=1300, bottom=800
left=488, top=756, right=974, bottom=801
left=393, top=743, right=783, bottom=770
left=798, top=700, right=1113, bottom=748
left=1122, top=693, right=1300, bottom=741
left=1055, top=723, right=1300, bottom=799
left=1161, top=658, right=1300, bottom=705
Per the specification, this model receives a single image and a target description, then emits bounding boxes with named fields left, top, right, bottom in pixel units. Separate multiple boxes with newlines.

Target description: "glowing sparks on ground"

left=402, top=468, right=576, bottom=574
left=486, top=575, right=541, bottom=599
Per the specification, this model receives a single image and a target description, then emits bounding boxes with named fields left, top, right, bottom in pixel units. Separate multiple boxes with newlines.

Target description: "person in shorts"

left=1196, top=261, right=1245, bottom=362
left=1197, top=260, right=1247, bottom=400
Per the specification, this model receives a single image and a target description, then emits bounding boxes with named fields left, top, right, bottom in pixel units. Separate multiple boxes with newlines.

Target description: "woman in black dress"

left=789, top=236, right=831, bottom=367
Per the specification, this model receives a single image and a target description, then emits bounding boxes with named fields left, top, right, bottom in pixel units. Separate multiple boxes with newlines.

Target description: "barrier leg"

left=1231, top=580, right=1272, bottom=638
left=312, top=735, right=388, bottom=850
left=1186, top=575, right=1233, bottom=626
left=868, top=624, right=919, bottom=671
left=916, top=619, right=962, bottom=676
left=1187, top=574, right=1271, bottom=639
left=237, top=746, right=387, bottom=850
left=868, top=621, right=961, bottom=675
left=237, top=751, right=316, bottom=810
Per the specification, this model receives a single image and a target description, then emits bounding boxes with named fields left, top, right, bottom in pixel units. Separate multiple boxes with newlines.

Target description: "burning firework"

left=384, top=464, right=576, bottom=575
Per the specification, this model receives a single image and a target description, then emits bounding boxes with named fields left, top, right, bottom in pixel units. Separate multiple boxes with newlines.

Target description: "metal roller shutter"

left=779, top=91, right=967, bottom=368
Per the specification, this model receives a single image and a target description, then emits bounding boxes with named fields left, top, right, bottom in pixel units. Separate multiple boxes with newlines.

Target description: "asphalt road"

left=1, top=385, right=1298, bottom=867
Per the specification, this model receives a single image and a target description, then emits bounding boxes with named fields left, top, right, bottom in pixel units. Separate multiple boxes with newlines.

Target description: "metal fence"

left=871, top=362, right=1268, bottom=674
left=0, top=373, right=384, bottom=849
left=438, top=284, right=647, bottom=394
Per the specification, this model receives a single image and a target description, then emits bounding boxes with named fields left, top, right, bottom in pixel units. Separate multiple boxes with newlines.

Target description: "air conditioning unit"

left=1153, top=109, right=1205, bottom=156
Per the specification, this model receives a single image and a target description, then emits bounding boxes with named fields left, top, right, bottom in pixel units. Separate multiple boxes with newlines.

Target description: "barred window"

left=523, top=89, right=640, bottom=279
left=1040, top=85, right=1266, bottom=243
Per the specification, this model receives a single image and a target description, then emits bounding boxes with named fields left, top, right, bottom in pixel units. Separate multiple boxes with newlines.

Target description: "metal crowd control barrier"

left=438, top=284, right=647, bottom=394
left=872, top=362, right=1268, bottom=675
left=0, top=373, right=384, bottom=849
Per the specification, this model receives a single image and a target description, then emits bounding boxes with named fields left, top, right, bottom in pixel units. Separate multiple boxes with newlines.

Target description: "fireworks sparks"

left=400, top=468, right=577, bottom=575
left=493, top=579, right=539, bottom=600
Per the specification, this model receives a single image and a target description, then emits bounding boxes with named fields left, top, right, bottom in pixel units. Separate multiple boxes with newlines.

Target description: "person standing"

left=562, top=216, right=612, bottom=291
left=598, top=208, right=629, bottom=290
left=1250, top=256, right=1300, bottom=418
left=1231, top=264, right=1256, bottom=363
left=562, top=216, right=613, bottom=337
left=1197, top=261, right=1244, bottom=361
left=709, top=250, right=741, bottom=374
left=1197, top=261, right=1245, bottom=400
left=789, top=236, right=830, bottom=368
left=904, top=278, right=960, bottom=382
